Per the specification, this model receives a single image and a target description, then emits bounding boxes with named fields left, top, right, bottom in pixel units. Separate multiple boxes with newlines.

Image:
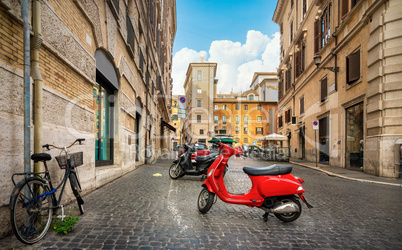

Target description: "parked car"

left=180, top=143, right=210, bottom=160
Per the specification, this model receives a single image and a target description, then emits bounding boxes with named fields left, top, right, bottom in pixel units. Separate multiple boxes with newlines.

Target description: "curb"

left=290, top=161, right=402, bottom=188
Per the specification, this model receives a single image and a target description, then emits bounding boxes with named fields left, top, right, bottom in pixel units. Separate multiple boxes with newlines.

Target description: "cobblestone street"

left=1, top=157, right=402, bottom=249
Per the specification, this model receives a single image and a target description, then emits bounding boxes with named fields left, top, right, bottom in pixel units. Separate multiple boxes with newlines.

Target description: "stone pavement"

left=289, top=158, right=402, bottom=187
left=1, top=156, right=401, bottom=249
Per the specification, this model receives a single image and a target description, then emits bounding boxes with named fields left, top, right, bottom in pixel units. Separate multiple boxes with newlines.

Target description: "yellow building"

left=273, top=0, right=402, bottom=177
left=171, top=95, right=182, bottom=149
left=213, top=90, right=277, bottom=147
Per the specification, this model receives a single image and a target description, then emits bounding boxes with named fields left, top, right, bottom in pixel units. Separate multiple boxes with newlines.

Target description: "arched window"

left=249, top=94, right=254, bottom=100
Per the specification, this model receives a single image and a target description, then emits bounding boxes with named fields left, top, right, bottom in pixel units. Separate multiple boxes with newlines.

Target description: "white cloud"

left=171, top=31, right=280, bottom=95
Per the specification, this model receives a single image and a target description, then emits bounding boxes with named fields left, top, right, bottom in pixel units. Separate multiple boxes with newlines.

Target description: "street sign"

left=178, top=95, right=187, bottom=118
left=253, top=141, right=256, bottom=145
left=313, top=120, right=319, bottom=130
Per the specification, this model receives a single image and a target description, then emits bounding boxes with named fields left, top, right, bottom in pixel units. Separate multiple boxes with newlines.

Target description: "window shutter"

left=314, top=20, right=320, bottom=53
left=342, top=0, right=349, bottom=18
left=347, top=50, right=360, bottom=83
left=321, top=78, right=327, bottom=102
left=295, top=50, right=300, bottom=78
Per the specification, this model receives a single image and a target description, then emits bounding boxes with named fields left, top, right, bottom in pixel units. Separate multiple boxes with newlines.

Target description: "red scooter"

left=197, top=142, right=313, bottom=222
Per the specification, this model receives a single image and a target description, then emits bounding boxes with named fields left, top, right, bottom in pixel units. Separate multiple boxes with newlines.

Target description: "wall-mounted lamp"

left=314, top=54, right=339, bottom=73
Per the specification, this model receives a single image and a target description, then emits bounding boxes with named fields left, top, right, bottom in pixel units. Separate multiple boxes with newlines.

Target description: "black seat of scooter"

left=243, top=164, right=292, bottom=176
left=31, top=153, right=52, bottom=162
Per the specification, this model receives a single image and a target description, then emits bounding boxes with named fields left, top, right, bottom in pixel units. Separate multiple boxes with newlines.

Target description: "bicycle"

left=9, top=138, right=86, bottom=244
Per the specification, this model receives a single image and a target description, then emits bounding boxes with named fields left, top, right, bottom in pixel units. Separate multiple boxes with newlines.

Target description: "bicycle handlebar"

left=42, top=138, right=86, bottom=150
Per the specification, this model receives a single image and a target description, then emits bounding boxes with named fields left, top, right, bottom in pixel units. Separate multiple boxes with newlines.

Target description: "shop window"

left=94, top=81, right=114, bottom=166
left=346, top=49, right=360, bottom=84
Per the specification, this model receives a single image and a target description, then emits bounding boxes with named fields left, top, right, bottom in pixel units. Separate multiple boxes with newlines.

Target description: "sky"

left=171, top=0, right=280, bottom=95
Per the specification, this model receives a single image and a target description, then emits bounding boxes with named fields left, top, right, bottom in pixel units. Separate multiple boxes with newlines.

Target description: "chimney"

left=200, top=56, right=205, bottom=62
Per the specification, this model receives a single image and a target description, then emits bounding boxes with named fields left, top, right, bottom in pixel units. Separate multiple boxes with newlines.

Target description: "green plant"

left=51, top=207, right=79, bottom=235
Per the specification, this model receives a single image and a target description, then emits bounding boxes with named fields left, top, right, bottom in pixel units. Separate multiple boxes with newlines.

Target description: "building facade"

left=273, top=0, right=402, bottom=177
left=171, top=95, right=182, bottom=148
left=0, top=0, right=176, bottom=237
left=182, top=58, right=217, bottom=143
left=213, top=90, right=277, bottom=147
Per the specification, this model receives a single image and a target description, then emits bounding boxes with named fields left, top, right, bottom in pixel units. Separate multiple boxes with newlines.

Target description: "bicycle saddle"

left=31, top=153, right=52, bottom=162
left=243, top=164, right=293, bottom=176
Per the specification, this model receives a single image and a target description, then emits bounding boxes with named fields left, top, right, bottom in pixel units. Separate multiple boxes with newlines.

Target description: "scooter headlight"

left=297, top=186, right=304, bottom=191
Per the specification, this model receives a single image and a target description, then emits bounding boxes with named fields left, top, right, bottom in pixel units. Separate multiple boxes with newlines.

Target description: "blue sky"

left=172, top=1, right=281, bottom=95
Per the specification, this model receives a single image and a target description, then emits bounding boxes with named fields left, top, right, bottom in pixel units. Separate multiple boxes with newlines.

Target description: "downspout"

left=22, top=0, right=30, bottom=173
left=31, top=0, right=43, bottom=173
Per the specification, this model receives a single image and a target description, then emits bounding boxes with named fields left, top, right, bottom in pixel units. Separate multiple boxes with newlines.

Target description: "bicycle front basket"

left=55, top=152, right=83, bottom=169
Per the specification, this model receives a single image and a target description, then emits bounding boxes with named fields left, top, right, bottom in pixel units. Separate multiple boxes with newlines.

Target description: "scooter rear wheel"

left=274, top=196, right=302, bottom=222
left=169, top=163, right=184, bottom=179
left=198, top=188, right=215, bottom=214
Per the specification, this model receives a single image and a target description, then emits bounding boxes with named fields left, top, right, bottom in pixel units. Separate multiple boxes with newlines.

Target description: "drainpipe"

left=22, top=0, right=30, bottom=173
left=31, top=0, right=43, bottom=173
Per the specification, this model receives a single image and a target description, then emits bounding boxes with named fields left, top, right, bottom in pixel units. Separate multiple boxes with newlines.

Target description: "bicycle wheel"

left=69, top=171, right=84, bottom=214
left=10, top=179, right=53, bottom=244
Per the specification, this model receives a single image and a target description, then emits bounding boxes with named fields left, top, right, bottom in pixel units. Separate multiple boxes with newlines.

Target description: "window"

left=257, top=104, right=261, bottom=110
left=244, top=116, right=248, bottom=124
left=94, top=82, right=114, bottom=165
left=200, top=129, right=204, bottom=135
left=235, top=104, right=239, bottom=110
left=286, top=64, right=292, bottom=91
left=220, top=126, right=227, bottom=134
left=257, top=116, right=262, bottom=122
left=244, top=127, right=248, bottom=134
left=172, top=114, right=178, bottom=121
left=223, top=104, right=227, bottom=110
left=197, top=70, right=202, bottom=81
left=285, top=109, right=291, bottom=123
left=197, top=115, right=201, bottom=123
left=278, top=76, right=283, bottom=100
left=126, top=13, right=135, bottom=53
left=280, top=22, right=283, bottom=34
left=290, top=0, right=294, bottom=9
left=290, top=20, right=293, bottom=44
left=295, top=40, right=305, bottom=78
left=321, top=77, right=328, bottom=102
left=300, top=96, right=305, bottom=114
left=244, top=137, right=248, bottom=143
left=346, top=49, right=360, bottom=84
left=244, top=105, right=248, bottom=110
left=314, top=4, right=331, bottom=52
left=197, top=100, right=202, bottom=107
left=256, top=127, right=263, bottom=135
left=302, top=0, right=307, bottom=17
left=236, top=127, right=239, bottom=134
left=197, top=89, right=202, bottom=94
left=341, top=0, right=349, bottom=18
left=214, top=126, right=218, bottom=133
left=173, top=101, right=177, bottom=108
left=223, top=115, right=227, bottom=124
left=214, top=115, right=218, bottom=124
left=236, top=116, right=240, bottom=124
left=279, top=116, right=283, bottom=128
left=249, top=95, right=254, bottom=100
left=214, top=104, right=218, bottom=110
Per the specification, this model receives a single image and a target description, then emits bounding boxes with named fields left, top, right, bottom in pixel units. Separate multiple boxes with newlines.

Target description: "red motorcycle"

left=197, top=142, right=313, bottom=222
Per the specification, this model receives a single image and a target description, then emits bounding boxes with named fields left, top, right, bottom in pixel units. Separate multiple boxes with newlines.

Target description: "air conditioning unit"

left=291, top=116, right=297, bottom=125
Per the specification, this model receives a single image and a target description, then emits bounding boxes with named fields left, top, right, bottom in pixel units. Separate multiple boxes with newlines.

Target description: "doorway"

left=346, top=102, right=363, bottom=169
left=299, top=126, right=306, bottom=159
left=319, top=116, right=329, bottom=163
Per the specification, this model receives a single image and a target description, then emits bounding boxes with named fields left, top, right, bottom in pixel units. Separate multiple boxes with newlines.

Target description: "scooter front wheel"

left=198, top=188, right=215, bottom=214
left=169, top=163, right=184, bottom=179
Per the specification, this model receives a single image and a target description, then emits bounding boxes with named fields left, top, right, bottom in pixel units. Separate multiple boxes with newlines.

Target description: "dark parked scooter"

left=169, top=143, right=218, bottom=179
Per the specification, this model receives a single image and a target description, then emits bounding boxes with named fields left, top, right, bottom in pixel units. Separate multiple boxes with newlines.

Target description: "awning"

left=161, top=120, right=176, bottom=132
left=208, top=138, right=237, bottom=143
left=256, top=133, right=288, bottom=141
